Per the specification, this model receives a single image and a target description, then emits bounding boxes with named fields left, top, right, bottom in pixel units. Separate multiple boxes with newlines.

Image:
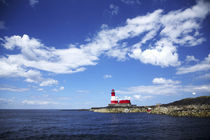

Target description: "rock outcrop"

left=91, top=96, right=210, bottom=117
left=150, top=105, right=210, bottom=117
left=149, top=96, right=210, bottom=117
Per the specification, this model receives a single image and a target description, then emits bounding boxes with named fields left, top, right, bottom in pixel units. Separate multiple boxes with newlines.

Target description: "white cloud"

left=3, top=34, right=42, bottom=50
left=133, top=95, right=140, bottom=99
left=185, top=55, right=199, bottom=63
left=105, top=47, right=128, bottom=61
left=40, top=79, right=58, bottom=87
left=101, top=24, right=108, bottom=29
left=1, top=34, right=97, bottom=74
left=0, top=21, right=6, bottom=30
left=0, top=34, right=96, bottom=85
left=196, top=73, right=210, bottom=80
left=129, top=0, right=210, bottom=67
left=52, top=86, right=64, bottom=92
left=118, top=85, right=179, bottom=95
left=0, top=86, right=28, bottom=92
left=177, top=54, right=210, bottom=74
left=129, top=39, right=180, bottom=67
left=123, top=96, right=131, bottom=100
left=140, top=30, right=158, bottom=45
left=52, top=88, right=58, bottom=92
left=121, top=0, right=141, bottom=5
left=0, top=1, right=210, bottom=85
left=59, top=86, right=64, bottom=90
left=160, top=0, right=210, bottom=46
left=59, top=97, right=70, bottom=100
left=117, top=77, right=210, bottom=95
left=0, top=56, right=58, bottom=87
left=109, top=4, right=119, bottom=15
left=22, top=100, right=57, bottom=105
left=192, top=92, right=196, bottom=95
left=0, top=57, right=42, bottom=82
left=118, top=84, right=210, bottom=95
left=133, top=95, right=152, bottom=101
left=76, top=90, right=89, bottom=94
left=37, top=88, right=43, bottom=91
left=29, top=0, right=39, bottom=7
left=152, top=77, right=180, bottom=85
left=103, top=74, right=112, bottom=79
left=0, top=98, right=14, bottom=104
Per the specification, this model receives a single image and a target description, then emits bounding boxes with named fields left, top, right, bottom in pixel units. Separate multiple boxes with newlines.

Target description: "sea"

left=0, top=110, right=209, bottom=140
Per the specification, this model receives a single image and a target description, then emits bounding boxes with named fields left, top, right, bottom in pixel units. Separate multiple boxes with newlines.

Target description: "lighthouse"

left=110, top=89, right=118, bottom=104
left=109, top=89, right=132, bottom=106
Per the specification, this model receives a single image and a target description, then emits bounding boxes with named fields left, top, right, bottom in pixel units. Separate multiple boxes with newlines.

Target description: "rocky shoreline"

left=149, top=104, right=210, bottom=117
left=90, top=96, right=210, bottom=117
left=90, top=106, right=147, bottom=113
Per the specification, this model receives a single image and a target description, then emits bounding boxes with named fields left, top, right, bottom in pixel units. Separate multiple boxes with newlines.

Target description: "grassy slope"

left=162, top=96, right=210, bottom=106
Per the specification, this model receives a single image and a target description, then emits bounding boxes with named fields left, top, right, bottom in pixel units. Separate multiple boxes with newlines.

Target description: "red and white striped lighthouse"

left=111, top=89, right=118, bottom=104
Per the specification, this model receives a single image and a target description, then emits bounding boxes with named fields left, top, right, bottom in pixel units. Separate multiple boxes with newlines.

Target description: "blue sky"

left=0, top=0, right=209, bottom=109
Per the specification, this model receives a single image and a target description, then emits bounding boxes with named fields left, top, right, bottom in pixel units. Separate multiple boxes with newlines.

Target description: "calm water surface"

left=0, top=110, right=209, bottom=139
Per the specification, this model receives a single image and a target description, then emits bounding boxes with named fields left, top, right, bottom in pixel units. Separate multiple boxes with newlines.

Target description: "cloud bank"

left=29, top=0, right=39, bottom=7
left=177, top=54, right=210, bottom=74
left=0, top=1, right=210, bottom=86
left=118, top=77, right=210, bottom=95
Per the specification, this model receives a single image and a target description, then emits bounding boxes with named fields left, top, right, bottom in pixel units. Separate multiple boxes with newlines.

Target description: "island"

left=90, top=96, right=210, bottom=118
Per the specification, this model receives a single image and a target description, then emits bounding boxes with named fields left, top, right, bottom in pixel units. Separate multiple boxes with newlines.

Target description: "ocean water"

left=0, top=110, right=209, bottom=139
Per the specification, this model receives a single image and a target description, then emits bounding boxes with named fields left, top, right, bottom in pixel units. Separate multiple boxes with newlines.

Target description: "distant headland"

left=90, top=89, right=210, bottom=117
